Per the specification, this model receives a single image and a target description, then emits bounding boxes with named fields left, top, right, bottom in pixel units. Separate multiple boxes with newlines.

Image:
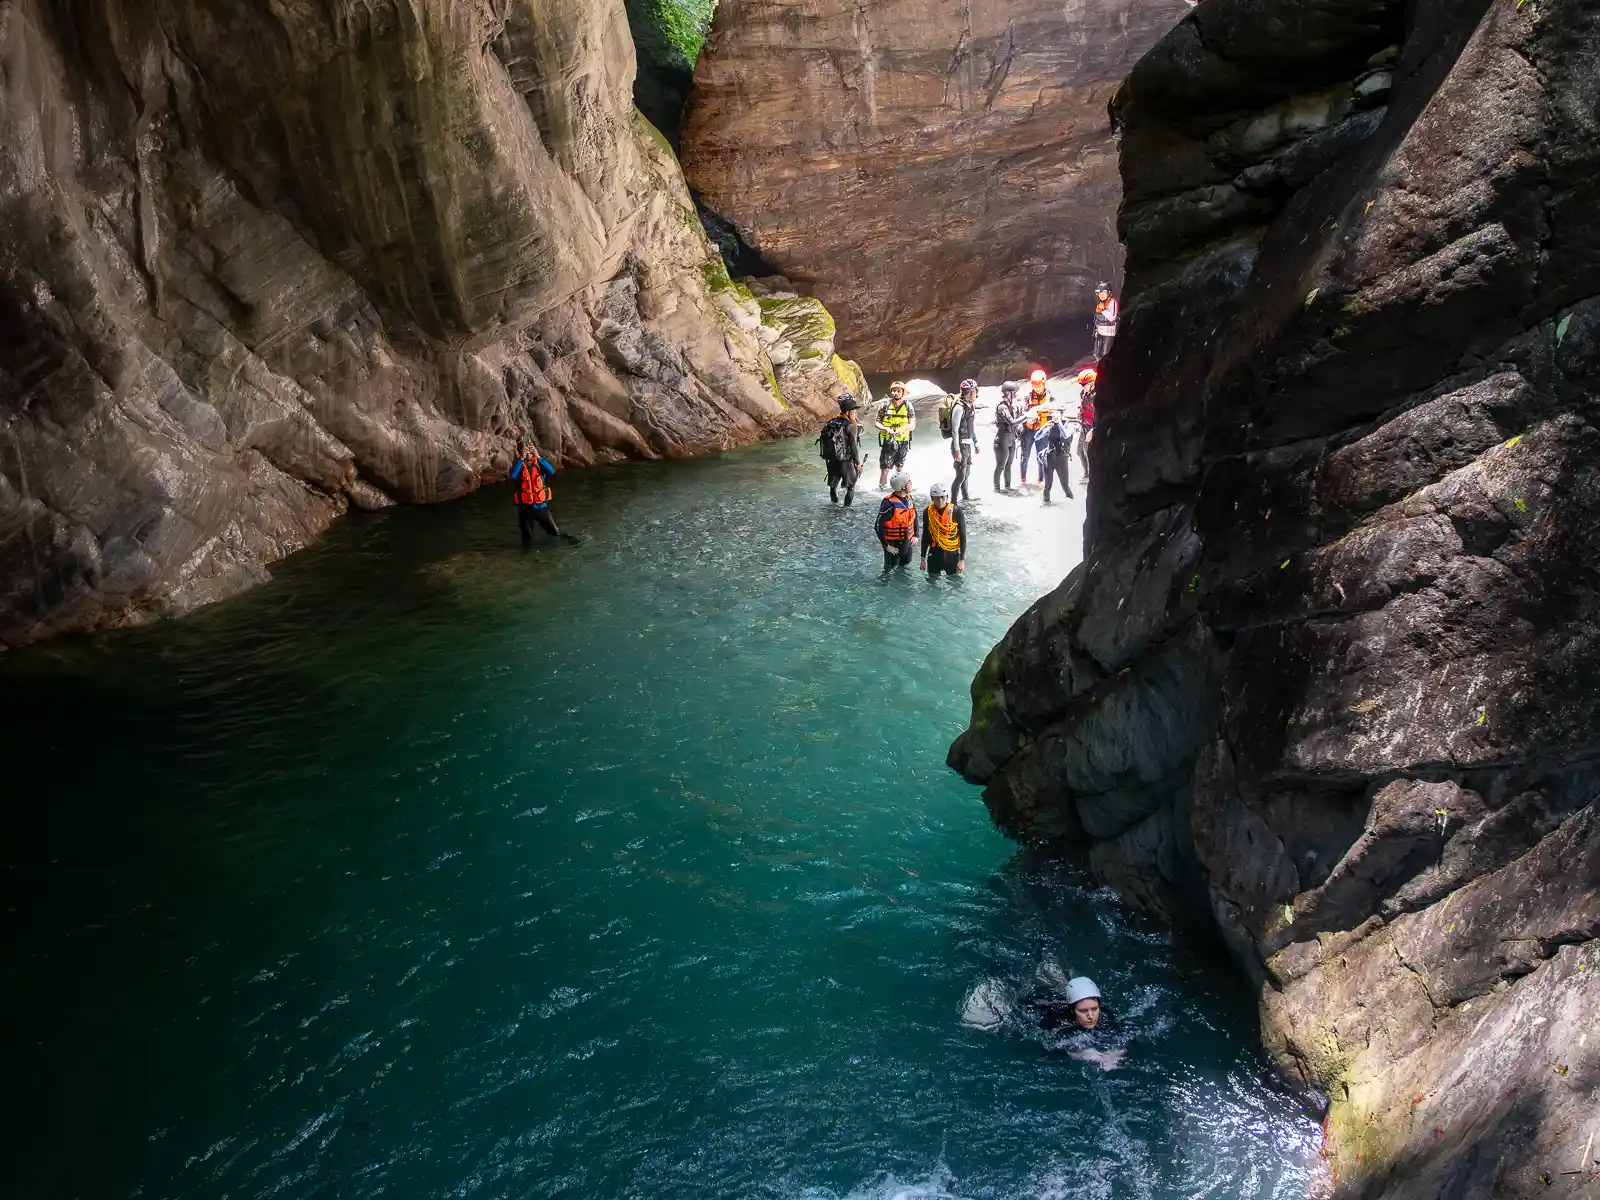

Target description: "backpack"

left=937, top=395, right=956, bottom=439
left=818, top=416, right=852, bottom=464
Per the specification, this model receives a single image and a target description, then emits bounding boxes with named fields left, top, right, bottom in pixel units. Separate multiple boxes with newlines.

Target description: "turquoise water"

left=0, top=422, right=1320, bottom=1198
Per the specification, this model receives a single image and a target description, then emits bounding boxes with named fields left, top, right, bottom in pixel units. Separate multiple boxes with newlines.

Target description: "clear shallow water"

left=0, top=421, right=1319, bottom=1199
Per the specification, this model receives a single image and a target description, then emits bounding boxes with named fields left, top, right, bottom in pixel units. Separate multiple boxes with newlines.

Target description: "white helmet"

left=1065, top=976, right=1101, bottom=1005
left=889, top=471, right=912, bottom=492
left=929, top=482, right=949, bottom=500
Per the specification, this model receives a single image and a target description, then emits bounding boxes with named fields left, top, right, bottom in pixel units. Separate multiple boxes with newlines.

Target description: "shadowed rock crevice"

left=952, top=0, right=1600, bottom=1192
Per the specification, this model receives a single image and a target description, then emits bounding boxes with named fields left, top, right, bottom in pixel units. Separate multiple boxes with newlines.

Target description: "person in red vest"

left=509, top=439, right=578, bottom=546
left=1092, top=282, right=1119, bottom=361
left=1075, top=368, right=1098, bottom=485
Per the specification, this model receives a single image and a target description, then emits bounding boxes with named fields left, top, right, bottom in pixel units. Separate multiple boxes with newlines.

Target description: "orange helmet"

left=1029, top=369, right=1048, bottom=384
left=1076, top=368, right=1098, bottom=385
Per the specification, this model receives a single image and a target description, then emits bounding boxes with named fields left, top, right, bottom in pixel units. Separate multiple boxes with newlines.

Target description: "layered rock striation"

left=681, top=0, right=1191, bottom=373
left=0, top=0, right=858, bottom=646
left=953, top=0, right=1600, bottom=1192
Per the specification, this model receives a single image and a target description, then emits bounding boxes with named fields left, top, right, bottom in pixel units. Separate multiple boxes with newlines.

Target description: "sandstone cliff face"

left=952, top=0, right=1600, bottom=1192
left=680, top=0, right=1191, bottom=373
left=0, top=0, right=857, bottom=646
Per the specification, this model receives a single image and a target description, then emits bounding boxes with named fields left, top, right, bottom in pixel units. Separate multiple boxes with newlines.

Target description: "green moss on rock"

left=757, top=296, right=836, bottom=347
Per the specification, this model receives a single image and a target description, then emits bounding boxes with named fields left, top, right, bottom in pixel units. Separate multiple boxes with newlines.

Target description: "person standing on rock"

left=992, top=381, right=1024, bottom=491
left=509, top=440, right=580, bottom=547
left=874, top=382, right=916, bottom=490
left=819, top=391, right=866, bottom=506
left=1075, top=368, right=1098, bottom=486
left=949, top=379, right=980, bottom=504
left=1036, top=405, right=1074, bottom=503
left=875, top=471, right=918, bottom=571
left=1019, top=370, right=1053, bottom=487
left=920, top=481, right=966, bottom=578
left=1092, top=282, right=1119, bottom=361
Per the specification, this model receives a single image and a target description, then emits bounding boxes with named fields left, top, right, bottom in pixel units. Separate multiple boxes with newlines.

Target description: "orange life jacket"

left=1025, top=392, right=1053, bottom=431
left=927, top=502, right=960, bottom=552
left=514, top=459, right=551, bottom=506
left=882, top=494, right=916, bottom=543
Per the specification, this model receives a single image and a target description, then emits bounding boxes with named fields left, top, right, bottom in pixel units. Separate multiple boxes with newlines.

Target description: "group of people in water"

left=827, top=360, right=1099, bottom=576
left=510, top=283, right=1118, bottom=583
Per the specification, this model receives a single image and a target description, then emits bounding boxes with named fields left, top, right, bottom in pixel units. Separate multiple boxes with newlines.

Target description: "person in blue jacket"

left=509, top=440, right=579, bottom=546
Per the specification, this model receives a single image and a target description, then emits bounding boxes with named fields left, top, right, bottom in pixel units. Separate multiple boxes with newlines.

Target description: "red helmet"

left=1029, top=369, right=1048, bottom=384
left=1076, top=368, right=1098, bottom=385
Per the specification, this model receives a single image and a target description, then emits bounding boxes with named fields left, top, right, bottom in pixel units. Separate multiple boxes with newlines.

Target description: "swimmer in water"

left=1032, top=976, right=1126, bottom=1071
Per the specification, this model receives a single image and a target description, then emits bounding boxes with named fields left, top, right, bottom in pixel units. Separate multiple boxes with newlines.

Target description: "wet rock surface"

left=953, top=0, right=1600, bottom=1192
left=0, top=0, right=858, bottom=645
left=680, top=0, right=1191, bottom=372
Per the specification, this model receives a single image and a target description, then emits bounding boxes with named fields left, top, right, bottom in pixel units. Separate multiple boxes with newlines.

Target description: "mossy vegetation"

left=757, top=297, right=836, bottom=348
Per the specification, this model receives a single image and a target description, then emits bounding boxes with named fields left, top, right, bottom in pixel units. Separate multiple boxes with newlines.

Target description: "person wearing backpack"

left=993, top=381, right=1024, bottom=491
left=920, top=481, right=967, bottom=578
left=945, top=379, right=980, bottom=503
left=819, top=391, right=866, bottom=506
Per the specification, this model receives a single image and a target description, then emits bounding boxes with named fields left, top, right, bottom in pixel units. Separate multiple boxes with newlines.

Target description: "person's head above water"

left=929, top=481, right=949, bottom=505
left=889, top=471, right=912, bottom=495
left=1065, top=976, right=1102, bottom=1030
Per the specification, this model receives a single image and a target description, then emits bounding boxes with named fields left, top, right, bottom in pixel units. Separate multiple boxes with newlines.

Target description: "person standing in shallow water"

left=820, top=390, right=866, bottom=506
left=509, top=440, right=578, bottom=546
left=875, top=471, right=918, bottom=571
left=920, top=481, right=966, bottom=578
left=949, top=380, right=979, bottom=503
left=992, top=381, right=1023, bottom=491
left=874, top=382, right=916, bottom=490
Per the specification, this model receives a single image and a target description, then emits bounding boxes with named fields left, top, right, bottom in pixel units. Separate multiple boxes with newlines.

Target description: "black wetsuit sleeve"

left=955, top=506, right=967, bottom=556
left=919, top=509, right=931, bottom=557
left=845, top=422, right=860, bottom=461
left=875, top=498, right=891, bottom=543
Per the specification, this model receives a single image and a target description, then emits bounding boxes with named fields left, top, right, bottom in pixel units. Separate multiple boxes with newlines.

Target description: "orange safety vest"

left=1025, top=393, right=1053, bottom=431
left=514, top=459, right=551, bottom=506
left=927, top=502, right=960, bottom=552
left=882, top=495, right=916, bottom=543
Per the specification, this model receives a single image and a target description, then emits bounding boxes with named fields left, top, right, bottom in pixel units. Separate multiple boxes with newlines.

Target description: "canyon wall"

left=952, top=0, right=1600, bottom=1192
left=680, top=0, right=1191, bottom=373
left=0, top=0, right=858, bottom=646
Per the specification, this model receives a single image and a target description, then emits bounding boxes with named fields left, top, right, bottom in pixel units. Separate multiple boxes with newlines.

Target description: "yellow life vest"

left=927, top=502, right=960, bottom=552
left=880, top=399, right=913, bottom=442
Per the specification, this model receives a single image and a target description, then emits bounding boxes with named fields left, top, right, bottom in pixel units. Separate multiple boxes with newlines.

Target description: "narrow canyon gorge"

left=1, top=0, right=1596, bottom=1196
left=952, top=0, right=1600, bottom=1191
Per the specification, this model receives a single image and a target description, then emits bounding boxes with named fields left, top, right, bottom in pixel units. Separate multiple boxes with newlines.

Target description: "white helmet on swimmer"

left=1065, top=976, right=1101, bottom=1005
left=930, top=482, right=949, bottom=500
left=889, top=471, right=912, bottom=492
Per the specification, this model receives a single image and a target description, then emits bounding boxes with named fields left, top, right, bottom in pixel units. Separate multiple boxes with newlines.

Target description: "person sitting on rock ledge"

left=1030, top=975, right=1126, bottom=1071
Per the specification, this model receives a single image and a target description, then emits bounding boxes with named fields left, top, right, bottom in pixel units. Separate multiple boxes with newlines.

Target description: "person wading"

left=509, top=440, right=579, bottom=546
left=1036, top=405, right=1074, bottom=503
left=874, top=382, right=916, bottom=490
left=1019, top=370, right=1053, bottom=488
left=875, top=471, right=918, bottom=571
left=992, top=381, right=1023, bottom=491
left=920, top=481, right=967, bottom=578
left=1075, top=367, right=1098, bottom=486
left=948, top=379, right=979, bottom=504
left=1092, top=283, right=1119, bottom=361
left=819, top=390, right=867, bottom=506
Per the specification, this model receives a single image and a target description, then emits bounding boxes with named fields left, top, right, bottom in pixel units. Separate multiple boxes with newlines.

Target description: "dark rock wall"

left=680, top=0, right=1192, bottom=373
left=0, top=0, right=857, bottom=646
left=952, top=0, right=1600, bottom=1191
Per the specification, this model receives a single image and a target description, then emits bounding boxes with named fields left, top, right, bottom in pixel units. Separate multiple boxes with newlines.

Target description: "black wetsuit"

left=993, top=398, right=1022, bottom=489
left=950, top=398, right=977, bottom=503
left=1037, top=421, right=1074, bottom=502
left=919, top=502, right=967, bottom=577
left=1026, top=995, right=1122, bottom=1052
left=875, top=494, right=918, bottom=570
left=823, top=416, right=862, bottom=505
